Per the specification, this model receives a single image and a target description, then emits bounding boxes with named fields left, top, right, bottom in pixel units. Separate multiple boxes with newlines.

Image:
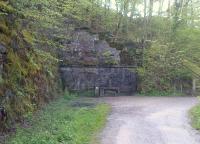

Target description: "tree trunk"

left=149, top=0, right=154, bottom=18
left=158, top=0, right=164, bottom=16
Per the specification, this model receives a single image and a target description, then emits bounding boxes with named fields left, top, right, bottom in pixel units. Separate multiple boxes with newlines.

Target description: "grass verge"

left=137, top=91, right=184, bottom=96
left=190, top=102, right=200, bottom=130
left=6, top=96, right=110, bottom=144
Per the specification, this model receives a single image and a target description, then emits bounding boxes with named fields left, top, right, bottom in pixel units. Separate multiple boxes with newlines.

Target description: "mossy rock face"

left=0, top=33, right=11, bottom=45
left=22, top=29, right=34, bottom=45
left=0, top=21, right=10, bottom=35
left=0, top=43, right=6, bottom=53
left=0, top=1, right=61, bottom=131
left=0, top=1, right=14, bottom=14
left=80, top=57, right=99, bottom=66
left=0, top=17, right=12, bottom=45
left=0, top=43, right=6, bottom=87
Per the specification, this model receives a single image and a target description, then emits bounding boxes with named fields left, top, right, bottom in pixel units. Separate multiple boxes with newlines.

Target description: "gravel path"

left=100, top=96, right=200, bottom=144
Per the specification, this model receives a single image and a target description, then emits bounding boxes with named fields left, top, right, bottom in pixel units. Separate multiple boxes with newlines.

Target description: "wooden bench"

left=100, top=87, right=119, bottom=96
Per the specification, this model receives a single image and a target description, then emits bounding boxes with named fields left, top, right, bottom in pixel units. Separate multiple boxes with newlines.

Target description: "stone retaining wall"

left=60, top=67, right=137, bottom=96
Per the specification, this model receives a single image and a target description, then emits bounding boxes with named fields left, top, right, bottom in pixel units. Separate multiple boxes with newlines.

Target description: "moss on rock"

left=0, top=22, right=9, bottom=35
left=0, top=1, right=14, bottom=14
left=22, top=29, right=34, bottom=45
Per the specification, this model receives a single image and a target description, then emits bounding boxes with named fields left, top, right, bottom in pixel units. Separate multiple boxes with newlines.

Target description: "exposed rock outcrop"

left=58, top=29, right=137, bottom=95
left=59, top=29, right=120, bottom=66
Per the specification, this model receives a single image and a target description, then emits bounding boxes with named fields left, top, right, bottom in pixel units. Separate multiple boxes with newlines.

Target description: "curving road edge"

left=100, top=96, right=200, bottom=144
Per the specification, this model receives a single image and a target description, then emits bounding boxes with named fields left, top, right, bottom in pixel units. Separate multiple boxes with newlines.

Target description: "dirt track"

left=100, top=96, right=200, bottom=144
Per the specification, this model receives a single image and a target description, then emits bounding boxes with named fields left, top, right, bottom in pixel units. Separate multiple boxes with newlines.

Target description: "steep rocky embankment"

left=0, top=0, right=60, bottom=132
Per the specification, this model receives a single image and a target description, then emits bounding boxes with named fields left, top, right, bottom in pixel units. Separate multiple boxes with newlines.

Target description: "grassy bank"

left=6, top=96, right=110, bottom=144
left=137, top=91, right=184, bottom=97
left=190, top=102, right=200, bottom=130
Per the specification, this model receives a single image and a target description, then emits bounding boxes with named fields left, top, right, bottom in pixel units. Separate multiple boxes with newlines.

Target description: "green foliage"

left=174, top=28, right=200, bottom=77
left=138, top=24, right=200, bottom=94
left=138, top=42, right=184, bottom=93
left=190, top=98, right=200, bottom=130
left=63, top=91, right=78, bottom=100
left=77, top=90, right=95, bottom=97
left=22, top=30, right=34, bottom=44
left=102, top=50, right=119, bottom=65
left=183, top=60, right=200, bottom=77
left=7, top=97, right=110, bottom=144
left=0, top=21, right=9, bottom=35
left=138, top=90, right=183, bottom=97
left=0, top=1, right=14, bottom=14
left=103, top=51, right=112, bottom=57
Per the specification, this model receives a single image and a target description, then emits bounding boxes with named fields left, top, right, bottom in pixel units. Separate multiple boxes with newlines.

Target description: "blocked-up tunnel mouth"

left=60, top=65, right=138, bottom=97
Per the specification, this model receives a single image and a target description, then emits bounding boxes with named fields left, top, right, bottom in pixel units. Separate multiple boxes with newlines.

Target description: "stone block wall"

left=60, top=67, right=137, bottom=96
